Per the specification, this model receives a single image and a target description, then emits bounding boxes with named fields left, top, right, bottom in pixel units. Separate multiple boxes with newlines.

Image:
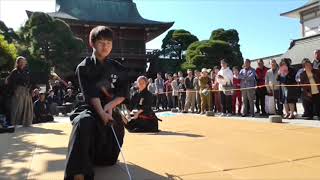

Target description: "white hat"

left=201, top=68, right=211, bottom=73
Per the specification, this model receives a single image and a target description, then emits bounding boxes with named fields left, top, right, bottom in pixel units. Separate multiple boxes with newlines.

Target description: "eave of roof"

left=251, top=54, right=283, bottom=62
left=280, top=1, right=319, bottom=18
left=26, top=10, right=174, bottom=42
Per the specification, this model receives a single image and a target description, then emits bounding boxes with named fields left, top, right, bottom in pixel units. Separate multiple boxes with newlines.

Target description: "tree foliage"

left=210, top=28, right=243, bottom=66
left=0, top=20, right=19, bottom=43
left=210, top=28, right=239, bottom=46
left=0, top=34, right=17, bottom=71
left=161, top=29, right=198, bottom=60
left=20, top=12, right=84, bottom=76
left=182, top=28, right=244, bottom=71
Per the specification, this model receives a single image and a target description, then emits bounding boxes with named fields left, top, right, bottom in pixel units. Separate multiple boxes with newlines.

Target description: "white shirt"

left=217, top=67, right=233, bottom=90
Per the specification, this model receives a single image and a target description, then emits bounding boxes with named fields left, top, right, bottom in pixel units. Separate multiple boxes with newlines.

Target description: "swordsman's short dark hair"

left=89, top=26, right=113, bottom=47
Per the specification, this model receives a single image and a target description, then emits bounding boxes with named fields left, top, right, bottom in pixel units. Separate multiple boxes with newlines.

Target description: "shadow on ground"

left=95, top=162, right=172, bottom=180
left=0, top=125, right=67, bottom=179
left=0, top=124, right=179, bottom=180
left=147, top=130, right=204, bottom=138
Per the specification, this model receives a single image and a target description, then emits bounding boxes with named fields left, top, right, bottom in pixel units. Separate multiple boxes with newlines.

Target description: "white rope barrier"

left=155, top=83, right=320, bottom=95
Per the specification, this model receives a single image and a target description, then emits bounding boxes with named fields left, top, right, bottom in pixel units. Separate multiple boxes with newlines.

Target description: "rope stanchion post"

left=269, top=83, right=282, bottom=123
left=272, top=84, right=277, bottom=114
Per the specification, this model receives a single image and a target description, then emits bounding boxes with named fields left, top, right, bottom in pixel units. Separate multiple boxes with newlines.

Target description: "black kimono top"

left=130, top=88, right=154, bottom=116
left=76, top=56, right=129, bottom=107
left=7, top=69, right=31, bottom=90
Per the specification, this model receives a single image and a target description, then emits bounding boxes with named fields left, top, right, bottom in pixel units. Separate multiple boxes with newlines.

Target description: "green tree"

left=182, top=28, right=244, bottom=71
left=210, top=28, right=243, bottom=66
left=0, top=34, right=17, bottom=71
left=183, top=40, right=238, bottom=71
left=161, top=29, right=198, bottom=60
left=0, top=20, right=19, bottom=43
left=21, top=12, right=84, bottom=77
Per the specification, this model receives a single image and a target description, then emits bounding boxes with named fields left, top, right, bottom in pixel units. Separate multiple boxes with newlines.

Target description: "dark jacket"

left=6, top=69, right=31, bottom=95
left=184, top=76, right=194, bottom=90
left=300, top=69, right=320, bottom=95
left=130, top=88, right=154, bottom=116
left=34, top=100, right=49, bottom=117
left=178, top=82, right=186, bottom=97
left=53, top=85, right=65, bottom=105
left=277, top=67, right=299, bottom=103
left=64, top=94, right=75, bottom=103
left=47, top=95, right=58, bottom=105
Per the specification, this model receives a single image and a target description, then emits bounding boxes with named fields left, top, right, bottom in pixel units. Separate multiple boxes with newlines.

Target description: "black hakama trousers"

left=64, top=108, right=125, bottom=180
left=126, top=115, right=159, bottom=133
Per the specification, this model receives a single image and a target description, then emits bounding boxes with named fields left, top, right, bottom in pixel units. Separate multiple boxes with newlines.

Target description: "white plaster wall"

left=304, top=17, right=320, bottom=37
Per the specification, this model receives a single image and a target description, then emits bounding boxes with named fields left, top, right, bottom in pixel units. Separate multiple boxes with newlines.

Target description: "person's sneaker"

left=200, top=112, right=205, bottom=115
left=182, top=111, right=188, bottom=113
left=241, top=114, right=247, bottom=117
left=288, top=114, right=295, bottom=119
left=251, top=114, right=255, bottom=117
left=306, top=116, right=314, bottom=120
left=0, top=126, right=15, bottom=133
left=283, top=114, right=290, bottom=119
left=260, top=113, right=268, bottom=117
left=226, top=113, right=232, bottom=117
left=219, top=113, right=225, bottom=117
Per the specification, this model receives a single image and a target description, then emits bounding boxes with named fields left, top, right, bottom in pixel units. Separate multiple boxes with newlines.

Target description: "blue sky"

left=0, top=0, right=308, bottom=59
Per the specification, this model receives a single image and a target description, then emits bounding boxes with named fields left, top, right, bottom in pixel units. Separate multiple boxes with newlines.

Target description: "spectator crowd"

left=31, top=79, right=81, bottom=123
left=0, top=55, right=83, bottom=128
left=129, top=49, right=320, bottom=120
left=1, top=49, right=320, bottom=129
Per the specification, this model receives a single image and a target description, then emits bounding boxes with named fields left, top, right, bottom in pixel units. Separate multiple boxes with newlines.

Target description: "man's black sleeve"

left=140, top=93, right=153, bottom=111
left=113, top=64, right=130, bottom=99
left=76, top=65, right=100, bottom=101
left=129, top=93, right=138, bottom=110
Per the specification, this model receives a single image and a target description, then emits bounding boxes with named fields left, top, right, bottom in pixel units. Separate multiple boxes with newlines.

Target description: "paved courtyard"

left=1, top=113, right=320, bottom=180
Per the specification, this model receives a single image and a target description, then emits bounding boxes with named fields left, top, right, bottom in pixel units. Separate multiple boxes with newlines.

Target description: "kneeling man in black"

left=64, top=26, right=129, bottom=180
left=126, top=76, right=160, bottom=132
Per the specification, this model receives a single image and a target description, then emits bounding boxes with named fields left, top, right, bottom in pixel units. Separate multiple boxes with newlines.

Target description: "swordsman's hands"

left=104, top=103, right=113, bottom=117
left=132, top=113, right=139, bottom=120
left=99, top=112, right=113, bottom=126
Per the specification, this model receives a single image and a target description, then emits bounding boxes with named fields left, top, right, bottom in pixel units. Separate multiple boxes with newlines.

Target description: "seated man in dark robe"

left=33, top=93, right=54, bottom=123
left=64, top=88, right=76, bottom=103
left=126, top=76, right=160, bottom=133
left=64, top=26, right=129, bottom=180
left=47, top=90, right=59, bottom=115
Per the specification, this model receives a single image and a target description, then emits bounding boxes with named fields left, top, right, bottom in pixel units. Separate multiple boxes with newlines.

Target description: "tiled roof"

left=54, top=0, right=174, bottom=26
left=280, top=34, right=320, bottom=65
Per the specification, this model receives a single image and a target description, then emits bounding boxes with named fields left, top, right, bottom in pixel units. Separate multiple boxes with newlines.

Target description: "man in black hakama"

left=64, top=26, right=129, bottom=180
